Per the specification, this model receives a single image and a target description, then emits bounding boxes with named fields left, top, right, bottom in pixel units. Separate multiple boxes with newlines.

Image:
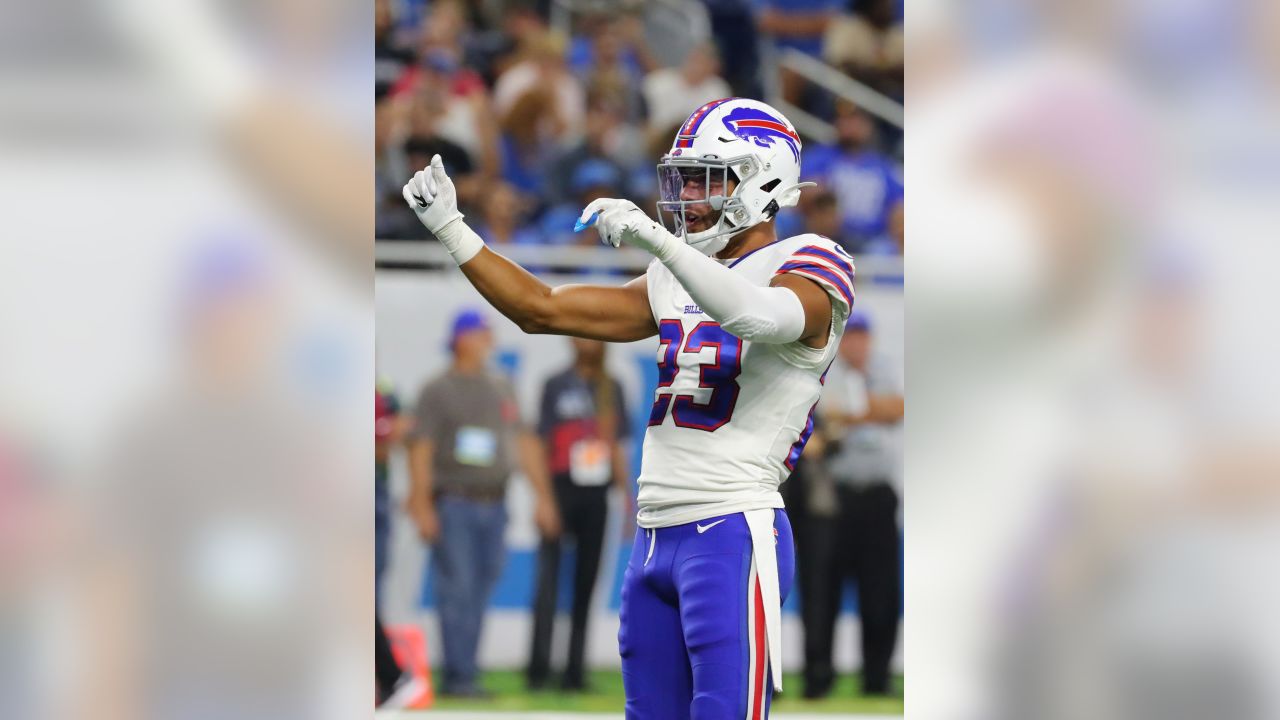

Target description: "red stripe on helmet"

left=730, top=119, right=800, bottom=141
left=676, top=97, right=734, bottom=147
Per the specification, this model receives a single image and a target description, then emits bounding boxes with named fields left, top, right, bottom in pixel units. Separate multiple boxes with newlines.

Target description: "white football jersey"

left=636, top=233, right=856, bottom=528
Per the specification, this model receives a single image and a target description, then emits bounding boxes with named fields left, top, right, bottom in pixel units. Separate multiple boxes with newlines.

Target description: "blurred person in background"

left=527, top=337, right=632, bottom=692
left=641, top=43, right=733, bottom=153
left=375, top=377, right=403, bottom=610
left=860, top=201, right=903, bottom=257
left=376, top=0, right=415, bottom=97
left=569, top=12, right=657, bottom=80
left=412, top=49, right=489, bottom=150
left=499, top=85, right=572, bottom=199
left=376, top=87, right=419, bottom=240
left=456, top=0, right=541, bottom=85
left=625, top=164, right=660, bottom=221
left=755, top=0, right=843, bottom=108
left=463, top=0, right=550, bottom=86
left=494, top=30, right=585, bottom=150
left=541, top=159, right=627, bottom=248
left=405, top=84, right=479, bottom=206
left=375, top=379, right=425, bottom=708
left=697, top=0, right=764, bottom=99
left=406, top=308, right=561, bottom=698
left=816, top=311, right=903, bottom=697
left=378, top=67, right=494, bottom=241
left=776, top=417, right=845, bottom=701
left=569, top=13, right=656, bottom=123
left=784, top=187, right=847, bottom=252
left=804, top=100, right=903, bottom=252
left=823, top=0, right=904, bottom=101
left=548, top=94, right=637, bottom=206
left=474, top=182, right=543, bottom=246
left=789, top=188, right=902, bottom=259
left=415, top=0, right=472, bottom=64
left=413, top=21, right=502, bottom=177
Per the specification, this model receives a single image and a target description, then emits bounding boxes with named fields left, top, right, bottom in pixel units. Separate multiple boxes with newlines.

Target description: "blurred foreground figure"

left=906, top=2, right=1280, bottom=716
left=96, top=241, right=354, bottom=720
left=406, top=309, right=559, bottom=698
left=0, top=0, right=372, bottom=718
left=527, top=337, right=632, bottom=692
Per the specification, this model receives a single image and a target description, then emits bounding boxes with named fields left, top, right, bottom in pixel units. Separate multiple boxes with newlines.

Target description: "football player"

left=403, top=97, right=854, bottom=719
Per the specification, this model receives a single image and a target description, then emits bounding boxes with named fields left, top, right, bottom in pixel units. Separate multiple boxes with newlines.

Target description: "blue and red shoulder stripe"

left=774, top=244, right=855, bottom=310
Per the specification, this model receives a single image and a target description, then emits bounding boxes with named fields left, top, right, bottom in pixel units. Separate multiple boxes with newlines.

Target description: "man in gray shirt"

left=815, top=311, right=904, bottom=697
left=406, top=309, right=559, bottom=698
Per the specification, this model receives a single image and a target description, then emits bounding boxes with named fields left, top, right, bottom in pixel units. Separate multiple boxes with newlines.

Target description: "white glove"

left=402, top=154, right=463, bottom=233
left=402, top=154, right=483, bottom=264
left=579, top=198, right=680, bottom=262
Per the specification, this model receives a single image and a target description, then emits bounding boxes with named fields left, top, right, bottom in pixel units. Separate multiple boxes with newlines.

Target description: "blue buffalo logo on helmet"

left=720, top=107, right=801, bottom=161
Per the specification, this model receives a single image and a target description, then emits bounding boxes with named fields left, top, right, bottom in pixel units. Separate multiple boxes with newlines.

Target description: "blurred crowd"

left=375, top=0, right=904, bottom=258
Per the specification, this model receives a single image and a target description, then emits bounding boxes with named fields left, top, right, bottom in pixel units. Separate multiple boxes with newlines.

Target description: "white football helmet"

left=656, top=97, right=813, bottom=255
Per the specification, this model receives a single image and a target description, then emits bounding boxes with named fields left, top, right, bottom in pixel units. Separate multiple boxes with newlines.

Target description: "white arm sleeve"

left=658, top=240, right=807, bottom=344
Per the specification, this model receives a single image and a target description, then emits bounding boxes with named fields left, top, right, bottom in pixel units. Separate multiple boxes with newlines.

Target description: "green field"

left=426, top=670, right=903, bottom=714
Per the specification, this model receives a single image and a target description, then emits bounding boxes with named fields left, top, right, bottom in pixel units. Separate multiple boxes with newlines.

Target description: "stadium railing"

left=778, top=49, right=904, bottom=128
left=759, top=44, right=905, bottom=144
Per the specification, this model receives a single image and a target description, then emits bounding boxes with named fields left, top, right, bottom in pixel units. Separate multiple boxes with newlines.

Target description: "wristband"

left=433, top=216, right=484, bottom=266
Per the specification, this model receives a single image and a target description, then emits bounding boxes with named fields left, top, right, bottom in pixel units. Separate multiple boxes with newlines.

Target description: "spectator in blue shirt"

left=804, top=100, right=903, bottom=248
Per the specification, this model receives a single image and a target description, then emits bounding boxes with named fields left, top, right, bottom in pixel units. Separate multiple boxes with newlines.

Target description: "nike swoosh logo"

left=696, top=519, right=727, bottom=534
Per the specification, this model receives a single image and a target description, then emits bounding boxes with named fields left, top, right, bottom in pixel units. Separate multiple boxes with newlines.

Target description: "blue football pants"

left=619, top=509, right=795, bottom=719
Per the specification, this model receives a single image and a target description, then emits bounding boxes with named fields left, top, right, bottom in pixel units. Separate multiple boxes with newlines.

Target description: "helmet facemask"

left=656, top=154, right=763, bottom=256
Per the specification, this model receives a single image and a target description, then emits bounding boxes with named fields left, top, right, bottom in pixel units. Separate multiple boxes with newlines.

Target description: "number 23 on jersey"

left=648, top=320, right=742, bottom=431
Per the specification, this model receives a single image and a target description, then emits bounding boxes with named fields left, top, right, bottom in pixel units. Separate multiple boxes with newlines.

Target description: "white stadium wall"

left=376, top=269, right=903, bottom=673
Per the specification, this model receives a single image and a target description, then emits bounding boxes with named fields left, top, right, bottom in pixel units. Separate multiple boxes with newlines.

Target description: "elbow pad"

left=719, top=286, right=807, bottom=344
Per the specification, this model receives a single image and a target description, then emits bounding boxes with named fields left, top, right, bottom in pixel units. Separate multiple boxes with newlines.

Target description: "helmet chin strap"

left=685, top=231, right=733, bottom=256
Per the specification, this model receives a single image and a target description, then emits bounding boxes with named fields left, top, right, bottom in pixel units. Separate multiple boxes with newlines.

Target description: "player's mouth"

left=685, top=210, right=711, bottom=232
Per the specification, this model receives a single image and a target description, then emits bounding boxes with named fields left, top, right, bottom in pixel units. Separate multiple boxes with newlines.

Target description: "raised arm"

left=403, top=156, right=656, bottom=342
left=461, top=249, right=656, bottom=341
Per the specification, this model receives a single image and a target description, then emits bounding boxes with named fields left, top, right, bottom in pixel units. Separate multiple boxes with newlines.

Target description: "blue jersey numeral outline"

left=647, top=319, right=683, bottom=426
